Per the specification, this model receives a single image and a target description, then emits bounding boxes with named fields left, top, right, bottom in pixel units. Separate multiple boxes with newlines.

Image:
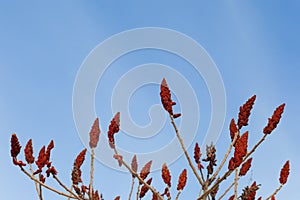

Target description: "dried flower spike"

left=131, top=155, right=138, bottom=173
left=108, top=112, right=120, bottom=148
left=89, top=118, right=101, bottom=148
left=72, top=149, right=87, bottom=185
left=194, top=142, right=203, bottom=170
left=239, top=158, right=252, bottom=176
left=139, top=178, right=152, bottom=198
left=114, top=196, right=120, bottom=200
left=10, top=134, right=21, bottom=158
left=45, top=140, right=54, bottom=166
left=161, top=163, right=171, bottom=187
left=202, top=144, right=217, bottom=175
left=229, top=118, right=239, bottom=142
left=35, top=146, right=47, bottom=170
left=237, top=95, right=256, bottom=129
left=177, top=169, right=187, bottom=191
left=24, top=139, right=35, bottom=164
left=263, top=103, right=285, bottom=134
left=74, top=149, right=87, bottom=168
left=228, top=131, right=248, bottom=170
left=279, top=160, right=290, bottom=184
left=160, top=78, right=181, bottom=118
left=140, top=160, right=152, bottom=182
left=241, top=181, right=258, bottom=200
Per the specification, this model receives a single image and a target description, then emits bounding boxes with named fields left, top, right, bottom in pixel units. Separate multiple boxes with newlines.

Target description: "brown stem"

left=113, top=147, right=163, bottom=200
left=19, top=166, right=79, bottom=199
left=169, top=114, right=204, bottom=186
left=89, top=148, right=95, bottom=199
left=198, top=134, right=269, bottom=200
left=218, top=182, right=234, bottom=200
left=209, top=131, right=240, bottom=185
left=53, top=175, right=80, bottom=199
left=175, top=190, right=182, bottom=200
left=233, top=169, right=239, bottom=199
left=128, top=176, right=135, bottom=200
left=39, top=182, right=43, bottom=200
left=136, top=184, right=140, bottom=200
left=266, top=184, right=283, bottom=200
left=29, top=164, right=41, bottom=199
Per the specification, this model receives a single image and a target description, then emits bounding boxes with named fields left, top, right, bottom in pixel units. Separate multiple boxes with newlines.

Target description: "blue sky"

left=0, top=1, right=299, bottom=199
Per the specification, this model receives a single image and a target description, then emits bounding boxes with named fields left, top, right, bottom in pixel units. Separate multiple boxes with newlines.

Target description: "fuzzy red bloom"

left=24, top=139, right=35, bottom=164
left=237, top=95, right=256, bottom=129
left=72, top=149, right=87, bottom=185
left=46, top=166, right=58, bottom=177
left=177, top=169, right=187, bottom=191
left=239, top=158, right=252, bottom=176
left=263, top=104, right=285, bottom=134
left=228, top=131, right=248, bottom=170
left=45, top=140, right=54, bottom=167
left=71, top=166, right=82, bottom=185
left=131, top=155, right=138, bottom=173
left=194, top=142, right=203, bottom=170
left=228, top=157, right=236, bottom=171
left=89, top=118, right=101, bottom=148
left=234, top=131, right=248, bottom=165
left=279, top=160, right=290, bottom=184
left=10, top=134, right=21, bottom=158
left=139, top=178, right=152, bottom=198
left=161, top=163, right=171, bottom=187
left=108, top=112, right=120, bottom=148
left=230, top=118, right=239, bottom=142
left=241, top=181, right=258, bottom=200
left=140, top=160, right=152, bottom=182
left=74, top=149, right=87, bottom=168
left=114, top=196, right=120, bottom=200
left=35, top=146, right=47, bottom=171
left=160, top=78, right=181, bottom=118
left=248, top=181, right=258, bottom=200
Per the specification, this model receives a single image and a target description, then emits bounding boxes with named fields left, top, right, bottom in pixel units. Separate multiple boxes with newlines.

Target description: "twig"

left=19, top=166, right=79, bottom=199
left=176, top=190, right=182, bottom=200
left=113, top=147, right=164, bottom=200
left=29, top=164, right=41, bottom=199
left=39, top=182, right=43, bottom=200
left=68, top=186, right=73, bottom=200
left=243, top=134, right=267, bottom=161
left=266, top=184, right=283, bottom=200
left=89, top=148, right=95, bottom=199
left=128, top=176, right=135, bottom=200
left=234, top=169, right=239, bottom=199
left=169, top=114, right=204, bottom=186
left=209, top=131, right=239, bottom=185
left=218, top=182, right=234, bottom=200
left=136, top=184, right=140, bottom=200
left=198, top=133, right=269, bottom=200
left=53, top=175, right=80, bottom=199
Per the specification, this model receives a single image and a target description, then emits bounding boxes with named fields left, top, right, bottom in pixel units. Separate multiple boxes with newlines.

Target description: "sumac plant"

left=10, top=78, right=290, bottom=200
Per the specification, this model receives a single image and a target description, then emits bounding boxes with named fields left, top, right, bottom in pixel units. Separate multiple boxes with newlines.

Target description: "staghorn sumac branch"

left=10, top=78, right=290, bottom=200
